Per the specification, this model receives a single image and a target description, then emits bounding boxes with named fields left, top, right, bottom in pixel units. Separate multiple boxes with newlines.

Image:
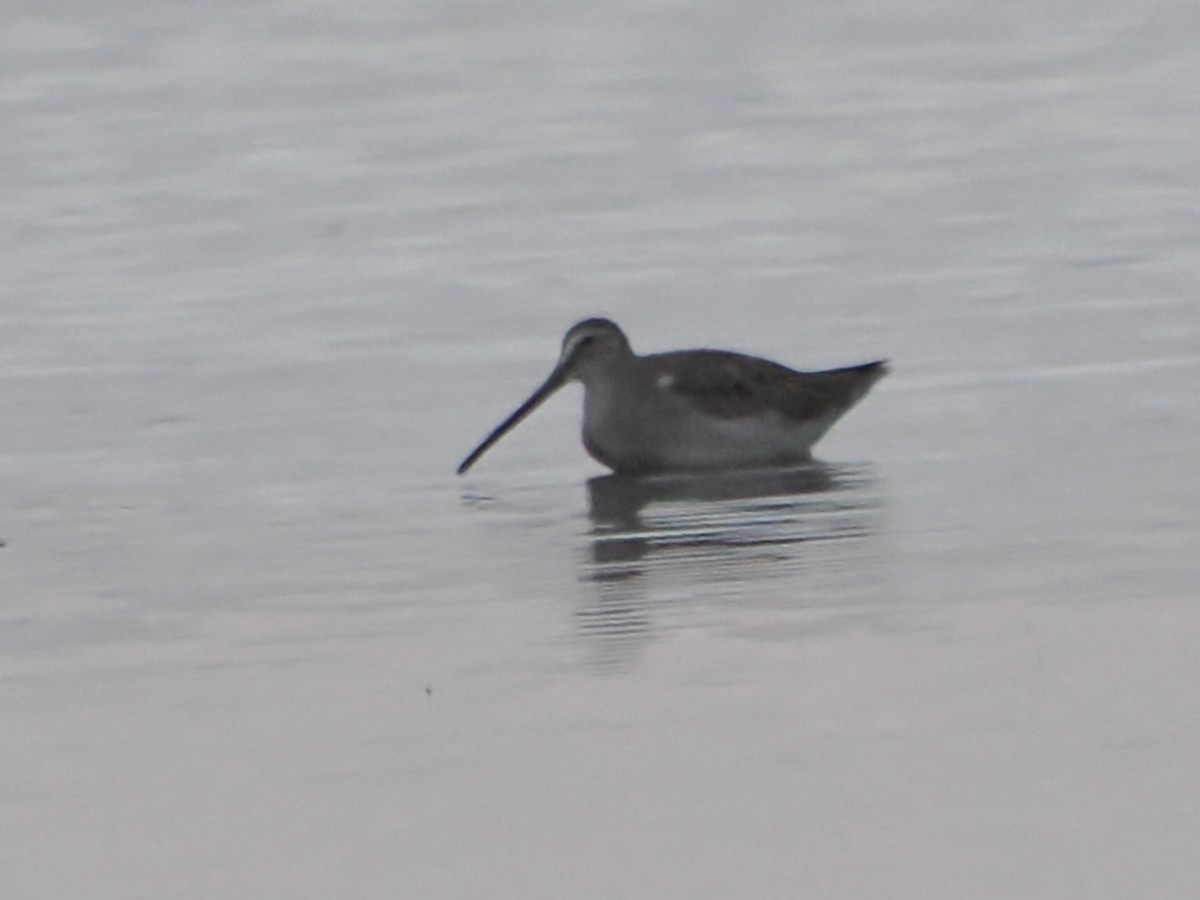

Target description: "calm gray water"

left=3, top=2, right=1199, bottom=898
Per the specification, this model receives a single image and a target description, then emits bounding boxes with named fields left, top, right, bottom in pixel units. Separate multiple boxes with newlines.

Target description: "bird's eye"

left=566, top=335, right=593, bottom=356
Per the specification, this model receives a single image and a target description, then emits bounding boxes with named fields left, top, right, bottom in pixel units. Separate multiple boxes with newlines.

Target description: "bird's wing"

left=649, top=350, right=887, bottom=422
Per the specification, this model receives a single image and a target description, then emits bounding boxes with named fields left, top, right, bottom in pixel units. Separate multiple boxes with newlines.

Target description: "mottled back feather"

left=646, top=350, right=888, bottom=422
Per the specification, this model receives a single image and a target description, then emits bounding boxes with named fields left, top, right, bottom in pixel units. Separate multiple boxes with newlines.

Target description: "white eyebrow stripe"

left=563, top=329, right=602, bottom=357
left=560, top=334, right=586, bottom=361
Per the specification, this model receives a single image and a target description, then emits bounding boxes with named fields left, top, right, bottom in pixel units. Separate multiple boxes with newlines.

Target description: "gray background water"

left=3, top=1, right=1199, bottom=898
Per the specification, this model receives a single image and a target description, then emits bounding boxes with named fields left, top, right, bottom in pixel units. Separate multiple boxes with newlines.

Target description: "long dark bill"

left=456, top=365, right=570, bottom=475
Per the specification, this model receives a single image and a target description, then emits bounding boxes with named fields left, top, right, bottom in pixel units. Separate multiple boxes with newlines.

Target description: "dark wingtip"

left=851, top=359, right=889, bottom=380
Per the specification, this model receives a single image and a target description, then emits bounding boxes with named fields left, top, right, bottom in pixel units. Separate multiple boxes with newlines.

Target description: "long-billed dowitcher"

left=457, top=318, right=887, bottom=476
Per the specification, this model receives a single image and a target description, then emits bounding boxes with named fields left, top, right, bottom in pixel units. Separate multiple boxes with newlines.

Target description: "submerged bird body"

left=457, top=318, right=887, bottom=476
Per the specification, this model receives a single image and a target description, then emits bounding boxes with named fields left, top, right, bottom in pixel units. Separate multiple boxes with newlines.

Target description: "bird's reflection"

left=576, top=464, right=883, bottom=670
